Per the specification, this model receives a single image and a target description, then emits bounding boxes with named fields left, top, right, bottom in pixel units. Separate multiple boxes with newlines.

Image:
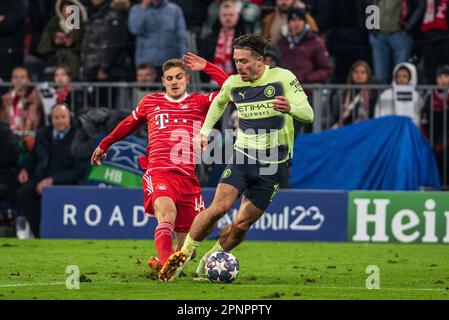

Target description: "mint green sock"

left=181, top=234, right=201, bottom=256
left=204, top=240, right=224, bottom=257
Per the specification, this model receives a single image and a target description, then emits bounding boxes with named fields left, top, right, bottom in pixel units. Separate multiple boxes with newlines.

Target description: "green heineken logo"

left=264, top=85, right=276, bottom=98
left=222, top=169, right=232, bottom=179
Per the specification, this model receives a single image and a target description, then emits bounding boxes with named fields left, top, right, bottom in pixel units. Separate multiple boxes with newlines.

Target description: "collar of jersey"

left=164, top=92, right=189, bottom=103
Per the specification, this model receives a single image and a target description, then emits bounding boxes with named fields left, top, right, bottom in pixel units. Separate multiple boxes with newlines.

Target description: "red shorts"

left=142, top=170, right=205, bottom=233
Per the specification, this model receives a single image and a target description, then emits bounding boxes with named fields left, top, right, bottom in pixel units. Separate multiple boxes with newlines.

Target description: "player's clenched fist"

left=272, top=96, right=291, bottom=113
left=91, top=146, right=107, bottom=165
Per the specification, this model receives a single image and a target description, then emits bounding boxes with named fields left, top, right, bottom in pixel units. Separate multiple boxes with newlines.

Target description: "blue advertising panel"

left=205, top=189, right=348, bottom=241
left=41, top=186, right=155, bottom=239
left=41, top=187, right=348, bottom=241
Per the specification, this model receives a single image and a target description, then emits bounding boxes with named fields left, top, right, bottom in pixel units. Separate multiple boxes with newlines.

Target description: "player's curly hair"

left=233, top=34, right=270, bottom=57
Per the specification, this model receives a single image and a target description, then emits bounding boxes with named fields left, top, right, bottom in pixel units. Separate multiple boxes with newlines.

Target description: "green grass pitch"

left=0, top=238, right=448, bottom=300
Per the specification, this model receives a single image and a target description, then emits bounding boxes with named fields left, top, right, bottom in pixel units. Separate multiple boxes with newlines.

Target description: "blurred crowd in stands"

left=1, top=0, right=449, bottom=236
left=0, top=0, right=447, bottom=84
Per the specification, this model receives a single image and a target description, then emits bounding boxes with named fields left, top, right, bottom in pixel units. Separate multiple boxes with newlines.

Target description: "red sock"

left=154, top=222, right=174, bottom=265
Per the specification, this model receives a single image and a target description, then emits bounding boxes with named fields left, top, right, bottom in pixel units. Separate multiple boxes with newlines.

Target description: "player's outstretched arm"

left=94, top=113, right=145, bottom=164
left=200, top=81, right=232, bottom=137
left=202, top=62, right=228, bottom=87
left=182, top=52, right=228, bottom=87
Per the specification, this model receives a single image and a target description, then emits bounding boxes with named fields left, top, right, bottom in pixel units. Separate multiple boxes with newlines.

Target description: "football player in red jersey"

left=91, top=53, right=228, bottom=275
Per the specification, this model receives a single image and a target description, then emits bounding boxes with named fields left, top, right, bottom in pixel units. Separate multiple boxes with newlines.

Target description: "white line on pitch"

left=308, top=286, right=444, bottom=292
left=0, top=282, right=65, bottom=288
left=0, top=282, right=445, bottom=293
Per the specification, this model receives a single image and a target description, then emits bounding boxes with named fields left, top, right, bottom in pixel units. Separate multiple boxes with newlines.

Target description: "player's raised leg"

left=189, top=183, right=239, bottom=242
left=148, top=197, right=177, bottom=272
left=158, top=183, right=239, bottom=281
left=219, top=195, right=264, bottom=251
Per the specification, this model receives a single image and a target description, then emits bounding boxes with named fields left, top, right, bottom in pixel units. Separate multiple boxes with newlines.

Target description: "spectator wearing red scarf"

left=37, top=65, right=83, bottom=124
left=198, top=1, right=246, bottom=82
left=0, top=67, right=43, bottom=133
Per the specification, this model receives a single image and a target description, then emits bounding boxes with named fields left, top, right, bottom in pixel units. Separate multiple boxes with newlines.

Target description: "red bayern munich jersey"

left=99, top=62, right=228, bottom=178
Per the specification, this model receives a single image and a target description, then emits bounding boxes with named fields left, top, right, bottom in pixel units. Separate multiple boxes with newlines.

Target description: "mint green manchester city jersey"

left=200, top=65, right=314, bottom=163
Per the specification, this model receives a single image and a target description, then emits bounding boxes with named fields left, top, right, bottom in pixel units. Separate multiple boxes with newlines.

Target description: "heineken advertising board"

left=349, top=192, right=449, bottom=243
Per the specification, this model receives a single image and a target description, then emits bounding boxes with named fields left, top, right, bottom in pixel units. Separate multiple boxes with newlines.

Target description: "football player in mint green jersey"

left=159, top=34, right=314, bottom=282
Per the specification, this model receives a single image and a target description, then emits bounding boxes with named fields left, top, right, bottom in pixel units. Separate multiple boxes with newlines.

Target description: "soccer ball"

left=205, top=251, right=239, bottom=283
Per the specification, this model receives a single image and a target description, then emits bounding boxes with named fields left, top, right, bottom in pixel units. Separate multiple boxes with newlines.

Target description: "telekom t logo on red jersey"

left=155, top=113, right=169, bottom=129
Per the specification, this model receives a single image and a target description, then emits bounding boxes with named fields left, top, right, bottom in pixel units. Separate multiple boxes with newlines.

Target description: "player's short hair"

left=233, top=34, right=270, bottom=57
left=162, top=59, right=189, bottom=76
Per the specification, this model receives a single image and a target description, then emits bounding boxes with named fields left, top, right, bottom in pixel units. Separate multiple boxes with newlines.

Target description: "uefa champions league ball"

left=205, top=251, right=239, bottom=283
